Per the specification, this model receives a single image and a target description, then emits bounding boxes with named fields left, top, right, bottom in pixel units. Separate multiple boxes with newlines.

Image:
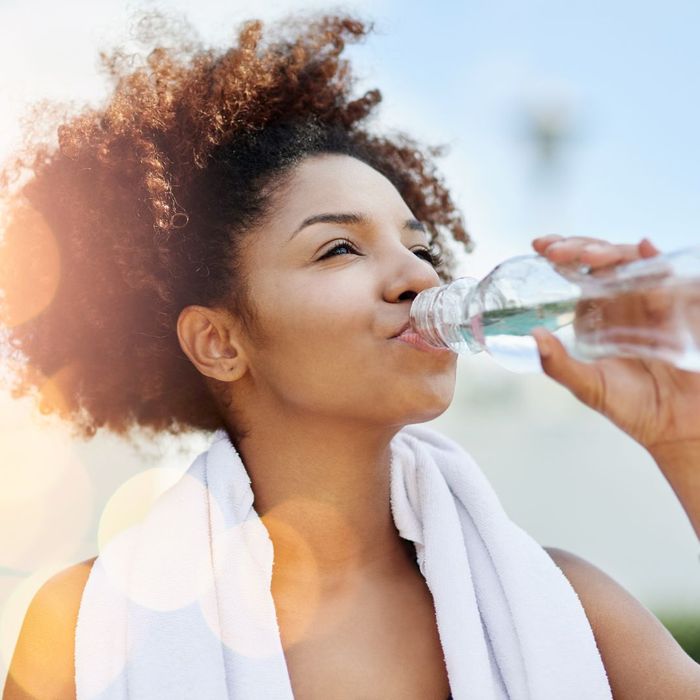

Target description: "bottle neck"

left=409, top=277, right=483, bottom=353
left=409, top=286, right=449, bottom=347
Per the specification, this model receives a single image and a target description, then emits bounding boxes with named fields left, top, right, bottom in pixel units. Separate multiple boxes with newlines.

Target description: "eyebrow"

left=288, top=212, right=428, bottom=241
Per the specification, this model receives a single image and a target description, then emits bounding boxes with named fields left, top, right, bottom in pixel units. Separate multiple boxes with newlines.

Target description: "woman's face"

left=234, top=153, right=458, bottom=429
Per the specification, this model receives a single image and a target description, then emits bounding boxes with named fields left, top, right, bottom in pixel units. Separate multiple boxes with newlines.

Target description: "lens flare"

left=0, top=205, right=61, bottom=328
left=36, top=362, right=82, bottom=418
left=0, top=409, right=92, bottom=572
left=97, top=472, right=215, bottom=612
left=96, top=465, right=184, bottom=553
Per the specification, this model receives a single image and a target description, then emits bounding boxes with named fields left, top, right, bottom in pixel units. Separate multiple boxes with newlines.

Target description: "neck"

left=231, top=414, right=418, bottom=594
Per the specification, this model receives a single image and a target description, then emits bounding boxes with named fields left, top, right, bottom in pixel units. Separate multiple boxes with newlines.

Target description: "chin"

left=365, top=372, right=456, bottom=422
left=403, top=394, right=455, bottom=424
left=410, top=403, right=450, bottom=423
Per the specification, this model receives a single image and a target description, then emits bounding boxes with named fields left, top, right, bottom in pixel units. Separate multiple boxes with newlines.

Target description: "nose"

left=382, top=242, right=443, bottom=304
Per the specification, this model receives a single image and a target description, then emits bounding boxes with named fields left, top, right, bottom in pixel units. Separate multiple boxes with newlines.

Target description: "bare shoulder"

left=3, top=556, right=97, bottom=700
left=544, top=546, right=700, bottom=700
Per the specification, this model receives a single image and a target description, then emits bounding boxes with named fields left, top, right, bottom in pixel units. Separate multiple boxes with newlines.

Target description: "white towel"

left=75, top=424, right=612, bottom=699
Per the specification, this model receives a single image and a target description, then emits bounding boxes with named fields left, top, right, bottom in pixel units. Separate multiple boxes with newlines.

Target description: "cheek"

left=261, top=334, right=458, bottom=422
left=251, top=275, right=457, bottom=414
left=259, top=322, right=377, bottom=404
left=249, top=281, right=372, bottom=392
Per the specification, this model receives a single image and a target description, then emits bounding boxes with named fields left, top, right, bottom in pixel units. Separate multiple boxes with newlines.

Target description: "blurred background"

left=1, top=0, right=699, bottom=685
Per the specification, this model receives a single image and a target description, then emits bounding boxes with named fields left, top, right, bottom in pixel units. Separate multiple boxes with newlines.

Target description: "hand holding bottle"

left=530, top=235, right=700, bottom=455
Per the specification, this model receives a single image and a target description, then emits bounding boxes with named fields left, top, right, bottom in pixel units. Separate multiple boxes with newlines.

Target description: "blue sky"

left=1, top=0, right=698, bottom=276
left=345, top=0, right=700, bottom=274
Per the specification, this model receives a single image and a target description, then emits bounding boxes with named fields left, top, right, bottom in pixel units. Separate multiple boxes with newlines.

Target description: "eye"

left=318, top=239, right=360, bottom=259
left=318, top=238, right=444, bottom=269
left=414, top=246, right=444, bottom=268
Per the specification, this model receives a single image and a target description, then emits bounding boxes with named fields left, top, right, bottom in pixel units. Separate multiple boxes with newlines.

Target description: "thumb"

left=531, top=327, right=606, bottom=411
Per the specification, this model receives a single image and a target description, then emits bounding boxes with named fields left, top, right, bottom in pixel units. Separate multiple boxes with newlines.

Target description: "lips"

left=391, top=321, right=412, bottom=338
left=393, top=327, right=453, bottom=354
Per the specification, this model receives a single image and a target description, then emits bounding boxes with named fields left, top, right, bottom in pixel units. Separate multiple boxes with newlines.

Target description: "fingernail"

left=582, top=243, right=605, bottom=254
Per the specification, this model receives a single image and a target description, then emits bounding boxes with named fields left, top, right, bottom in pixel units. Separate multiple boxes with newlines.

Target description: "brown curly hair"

left=0, top=11, right=473, bottom=448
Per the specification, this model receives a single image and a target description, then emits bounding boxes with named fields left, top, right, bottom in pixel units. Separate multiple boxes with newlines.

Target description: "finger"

left=538, top=238, right=608, bottom=263
left=639, top=237, right=662, bottom=257
left=538, top=236, right=661, bottom=255
left=577, top=238, right=664, bottom=271
left=532, top=235, right=564, bottom=253
left=579, top=242, right=641, bottom=266
left=544, top=240, right=642, bottom=269
left=534, top=235, right=619, bottom=263
left=531, top=327, right=606, bottom=411
left=541, top=236, right=609, bottom=252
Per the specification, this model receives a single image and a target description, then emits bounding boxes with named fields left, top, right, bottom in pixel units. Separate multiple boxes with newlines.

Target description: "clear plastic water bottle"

left=409, top=245, right=700, bottom=374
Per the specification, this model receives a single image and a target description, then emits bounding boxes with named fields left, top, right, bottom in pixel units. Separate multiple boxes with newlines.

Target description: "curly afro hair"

left=0, top=11, right=473, bottom=448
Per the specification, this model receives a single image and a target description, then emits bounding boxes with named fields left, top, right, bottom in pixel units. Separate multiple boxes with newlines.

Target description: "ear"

left=176, top=305, right=248, bottom=382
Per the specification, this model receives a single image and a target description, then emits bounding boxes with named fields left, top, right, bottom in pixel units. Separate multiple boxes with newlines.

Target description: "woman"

left=2, top=12, right=699, bottom=700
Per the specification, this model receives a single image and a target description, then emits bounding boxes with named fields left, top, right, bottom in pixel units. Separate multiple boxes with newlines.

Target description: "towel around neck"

left=75, top=423, right=612, bottom=699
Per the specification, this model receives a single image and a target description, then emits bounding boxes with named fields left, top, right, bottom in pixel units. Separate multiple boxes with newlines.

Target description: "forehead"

left=272, top=154, right=409, bottom=222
